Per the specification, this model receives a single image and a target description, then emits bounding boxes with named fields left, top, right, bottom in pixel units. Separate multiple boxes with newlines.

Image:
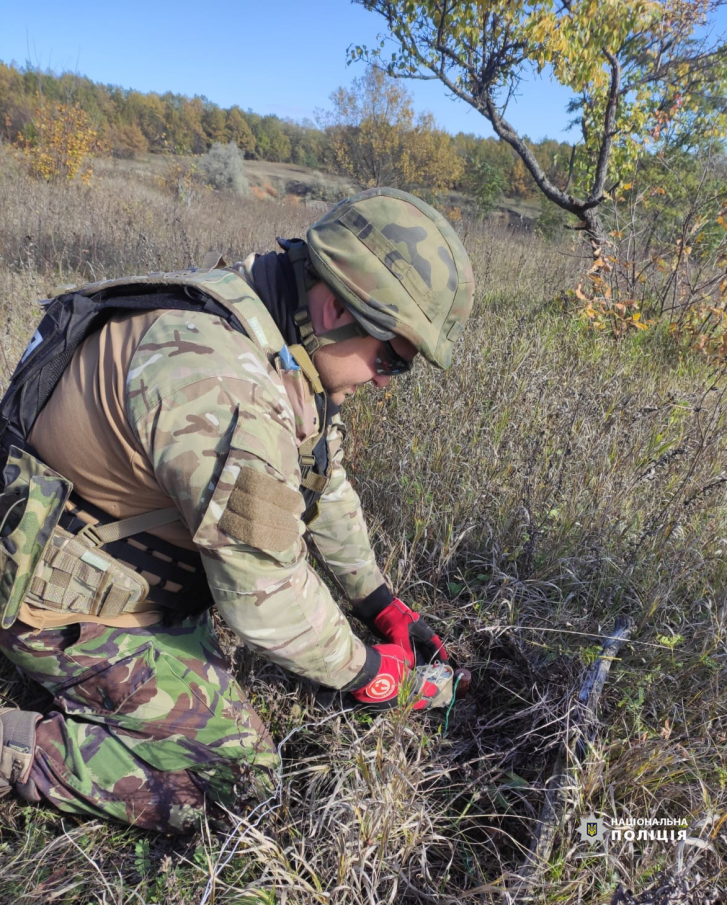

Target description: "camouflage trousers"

left=0, top=612, right=280, bottom=833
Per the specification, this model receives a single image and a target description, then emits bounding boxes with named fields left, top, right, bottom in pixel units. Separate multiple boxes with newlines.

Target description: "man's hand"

left=348, top=644, right=439, bottom=710
left=353, top=587, right=448, bottom=669
left=372, top=598, right=448, bottom=668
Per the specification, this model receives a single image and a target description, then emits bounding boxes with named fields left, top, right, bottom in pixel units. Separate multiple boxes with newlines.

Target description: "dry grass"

left=0, top=148, right=726, bottom=904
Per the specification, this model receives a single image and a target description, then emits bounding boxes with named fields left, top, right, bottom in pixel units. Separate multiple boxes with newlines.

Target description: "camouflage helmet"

left=305, top=187, right=475, bottom=369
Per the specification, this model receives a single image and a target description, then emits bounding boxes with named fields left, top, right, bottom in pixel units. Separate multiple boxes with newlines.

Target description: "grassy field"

left=0, top=150, right=725, bottom=905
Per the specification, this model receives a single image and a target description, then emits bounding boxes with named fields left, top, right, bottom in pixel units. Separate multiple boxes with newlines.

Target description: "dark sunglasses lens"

left=376, top=341, right=412, bottom=375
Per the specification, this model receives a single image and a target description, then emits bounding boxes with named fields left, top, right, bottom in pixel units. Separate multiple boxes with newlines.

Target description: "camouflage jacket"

left=121, top=279, right=383, bottom=689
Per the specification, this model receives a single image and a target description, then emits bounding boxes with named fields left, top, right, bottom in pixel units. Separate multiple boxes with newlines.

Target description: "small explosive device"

left=414, top=662, right=472, bottom=709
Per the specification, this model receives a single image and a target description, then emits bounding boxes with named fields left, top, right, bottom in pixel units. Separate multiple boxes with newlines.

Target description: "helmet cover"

left=306, top=187, right=475, bottom=369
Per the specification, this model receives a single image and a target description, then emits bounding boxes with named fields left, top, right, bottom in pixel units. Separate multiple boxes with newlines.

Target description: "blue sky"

left=1, top=1, right=724, bottom=143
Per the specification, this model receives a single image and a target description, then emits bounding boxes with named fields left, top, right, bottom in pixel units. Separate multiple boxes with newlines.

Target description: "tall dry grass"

left=0, top=150, right=725, bottom=904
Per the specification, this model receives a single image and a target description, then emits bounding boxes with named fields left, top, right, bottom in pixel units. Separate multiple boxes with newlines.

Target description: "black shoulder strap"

left=0, top=286, right=247, bottom=450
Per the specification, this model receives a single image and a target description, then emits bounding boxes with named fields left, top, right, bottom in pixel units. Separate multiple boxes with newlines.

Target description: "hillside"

left=0, top=59, right=564, bottom=223
left=94, top=153, right=544, bottom=229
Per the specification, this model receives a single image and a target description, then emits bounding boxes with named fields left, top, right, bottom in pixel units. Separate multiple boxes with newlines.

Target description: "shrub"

left=158, top=156, right=199, bottom=205
left=15, top=101, right=100, bottom=184
left=307, top=170, right=356, bottom=203
left=198, top=141, right=249, bottom=195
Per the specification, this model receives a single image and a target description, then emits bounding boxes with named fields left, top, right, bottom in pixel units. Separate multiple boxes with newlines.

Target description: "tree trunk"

left=581, top=207, right=609, bottom=254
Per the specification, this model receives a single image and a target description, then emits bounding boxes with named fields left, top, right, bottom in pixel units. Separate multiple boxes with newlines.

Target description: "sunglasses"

left=374, top=339, right=414, bottom=376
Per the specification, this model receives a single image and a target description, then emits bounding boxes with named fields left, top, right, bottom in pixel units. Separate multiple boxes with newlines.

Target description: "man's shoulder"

left=125, top=308, right=290, bottom=422
left=136, top=307, right=259, bottom=357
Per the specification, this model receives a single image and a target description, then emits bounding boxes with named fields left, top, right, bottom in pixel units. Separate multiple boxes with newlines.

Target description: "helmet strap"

left=316, top=323, right=365, bottom=344
left=286, top=240, right=366, bottom=358
left=286, top=240, right=323, bottom=359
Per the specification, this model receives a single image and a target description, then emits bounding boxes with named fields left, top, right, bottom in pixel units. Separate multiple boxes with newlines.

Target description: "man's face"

left=314, top=332, right=416, bottom=406
left=307, top=283, right=417, bottom=406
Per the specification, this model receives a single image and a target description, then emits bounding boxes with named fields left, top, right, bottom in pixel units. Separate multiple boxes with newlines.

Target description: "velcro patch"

left=219, top=469, right=301, bottom=553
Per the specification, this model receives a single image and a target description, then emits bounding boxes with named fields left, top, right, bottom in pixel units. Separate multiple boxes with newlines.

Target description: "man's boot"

left=0, top=707, right=41, bottom=800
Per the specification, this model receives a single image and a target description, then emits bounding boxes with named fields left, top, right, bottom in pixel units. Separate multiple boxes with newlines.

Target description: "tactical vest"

left=0, top=262, right=332, bottom=629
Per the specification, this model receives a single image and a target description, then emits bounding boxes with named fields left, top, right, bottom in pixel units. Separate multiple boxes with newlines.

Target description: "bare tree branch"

left=590, top=49, right=622, bottom=203
left=355, top=0, right=725, bottom=252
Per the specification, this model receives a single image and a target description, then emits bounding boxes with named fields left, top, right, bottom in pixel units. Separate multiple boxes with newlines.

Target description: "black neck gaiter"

left=250, top=246, right=340, bottom=421
left=250, top=249, right=300, bottom=348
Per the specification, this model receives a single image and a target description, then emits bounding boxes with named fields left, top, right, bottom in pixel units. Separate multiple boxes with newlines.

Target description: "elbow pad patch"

left=220, top=469, right=302, bottom=553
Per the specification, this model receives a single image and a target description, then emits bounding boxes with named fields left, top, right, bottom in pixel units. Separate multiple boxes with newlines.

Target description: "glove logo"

left=368, top=674, right=396, bottom=699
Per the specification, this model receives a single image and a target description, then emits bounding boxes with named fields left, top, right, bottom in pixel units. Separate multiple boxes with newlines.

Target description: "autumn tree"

left=510, top=157, right=534, bottom=199
left=106, top=122, right=148, bottom=159
left=352, top=0, right=727, bottom=251
left=283, top=118, right=326, bottom=168
left=245, top=114, right=292, bottom=162
left=124, top=91, right=166, bottom=151
left=16, top=101, right=99, bottom=183
left=321, top=66, right=462, bottom=192
left=323, top=66, right=414, bottom=185
left=199, top=142, right=250, bottom=195
left=0, top=62, right=31, bottom=142
left=0, top=62, right=330, bottom=170
left=162, top=92, right=206, bottom=153
left=202, top=100, right=228, bottom=146
left=265, top=117, right=293, bottom=162
left=465, top=157, right=506, bottom=214
left=227, top=106, right=256, bottom=156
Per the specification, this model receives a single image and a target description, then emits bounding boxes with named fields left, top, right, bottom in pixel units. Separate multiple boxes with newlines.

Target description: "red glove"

left=372, top=598, right=448, bottom=669
left=349, top=644, right=439, bottom=711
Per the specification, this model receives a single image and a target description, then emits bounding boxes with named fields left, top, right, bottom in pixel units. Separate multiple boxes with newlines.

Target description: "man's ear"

left=309, top=282, right=352, bottom=333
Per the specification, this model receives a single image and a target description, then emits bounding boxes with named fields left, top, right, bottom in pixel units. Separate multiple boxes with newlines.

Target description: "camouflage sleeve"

left=125, top=310, right=367, bottom=689
left=305, top=412, right=387, bottom=603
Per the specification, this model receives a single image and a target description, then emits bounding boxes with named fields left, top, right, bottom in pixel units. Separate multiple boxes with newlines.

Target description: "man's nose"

left=372, top=373, right=391, bottom=389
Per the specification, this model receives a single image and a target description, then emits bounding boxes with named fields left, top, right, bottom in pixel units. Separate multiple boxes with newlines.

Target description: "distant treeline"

left=0, top=61, right=574, bottom=200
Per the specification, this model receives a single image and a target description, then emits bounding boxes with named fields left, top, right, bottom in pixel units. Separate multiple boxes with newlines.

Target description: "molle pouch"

left=27, top=525, right=151, bottom=619
left=0, top=446, right=72, bottom=629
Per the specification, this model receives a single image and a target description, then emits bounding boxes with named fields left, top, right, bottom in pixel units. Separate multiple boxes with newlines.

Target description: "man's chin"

left=329, top=388, right=355, bottom=405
